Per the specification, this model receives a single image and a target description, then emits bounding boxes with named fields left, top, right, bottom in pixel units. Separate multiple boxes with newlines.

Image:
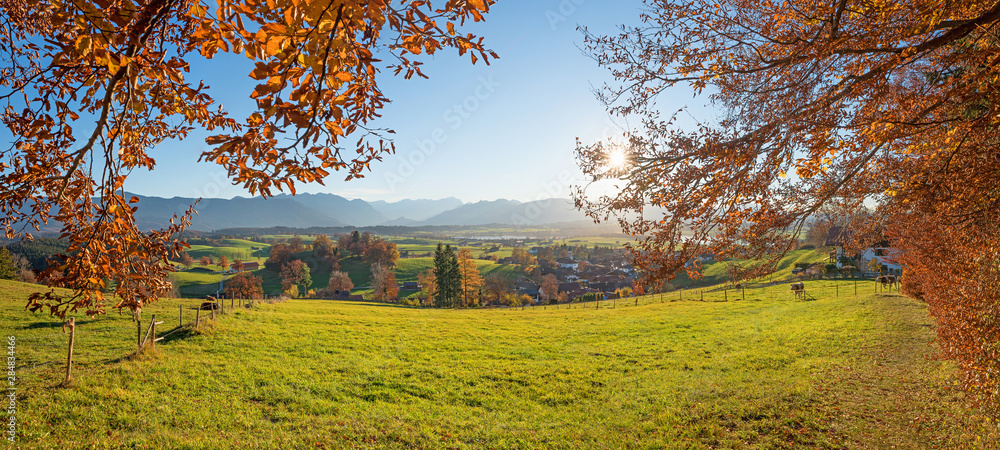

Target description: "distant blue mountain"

left=368, top=197, right=464, bottom=222
left=125, top=193, right=587, bottom=231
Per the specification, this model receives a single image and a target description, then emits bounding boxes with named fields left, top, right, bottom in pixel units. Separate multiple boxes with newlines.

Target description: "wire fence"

left=8, top=297, right=257, bottom=382
left=9, top=277, right=901, bottom=383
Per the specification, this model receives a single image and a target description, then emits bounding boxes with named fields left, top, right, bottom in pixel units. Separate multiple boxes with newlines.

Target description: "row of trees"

left=0, top=247, right=34, bottom=283
left=429, top=244, right=483, bottom=307
left=421, top=244, right=533, bottom=308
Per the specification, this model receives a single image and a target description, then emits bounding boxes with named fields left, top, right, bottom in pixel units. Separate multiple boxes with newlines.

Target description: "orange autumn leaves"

left=576, top=0, right=1000, bottom=404
left=0, top=0, right=495, bottom=317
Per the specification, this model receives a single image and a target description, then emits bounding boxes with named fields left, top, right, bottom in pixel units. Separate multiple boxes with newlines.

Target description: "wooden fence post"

left=724, top=290, right=728, bottom=301
left=212, top=303, right=216, bottom=320
left=855, top=280, right=857, bottom=296
left=150, top=315, right=157, bottom=350
left=136, top=317, right=141, bottom=353
left=742, top=287, right=745, bottom=301
left=701, top=290, right=704, bottom=301
left=65, top=317, right=75, bottom=383
left=195, top=307, right=200, bottom=327
left=179, top=305, right=183, bottom=327
left=836, top=284, right=839, bottom=297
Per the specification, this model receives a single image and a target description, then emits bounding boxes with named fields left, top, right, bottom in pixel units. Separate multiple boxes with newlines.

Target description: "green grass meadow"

left=4, top=277, right=999, bottom=448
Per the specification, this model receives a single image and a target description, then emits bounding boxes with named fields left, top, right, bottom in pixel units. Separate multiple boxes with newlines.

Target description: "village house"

left=556, top=257, right=578, bottom=270
left=825, top=226, right=902, bottom=275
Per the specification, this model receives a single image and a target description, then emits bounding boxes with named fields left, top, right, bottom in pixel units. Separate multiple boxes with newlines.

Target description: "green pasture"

left=3, top=277, right=998, bottom=448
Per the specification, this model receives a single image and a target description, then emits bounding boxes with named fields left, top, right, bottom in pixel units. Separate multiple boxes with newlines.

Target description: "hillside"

left=3, top=278, right=997, bottom=448
left=273, top=193, right=389, bottom=227
left=132, top=194, right=346, bottom=231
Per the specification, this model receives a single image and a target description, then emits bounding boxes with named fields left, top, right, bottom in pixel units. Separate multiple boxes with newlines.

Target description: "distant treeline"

left=2, top=238, right=69, bottom=270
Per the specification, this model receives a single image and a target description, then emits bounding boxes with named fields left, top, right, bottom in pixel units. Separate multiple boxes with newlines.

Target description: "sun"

left=608, top=148, right=627, bottom=169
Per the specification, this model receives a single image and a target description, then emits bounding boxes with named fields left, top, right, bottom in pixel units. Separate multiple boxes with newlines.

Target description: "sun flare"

left=608, top=149, right=627, bottom=169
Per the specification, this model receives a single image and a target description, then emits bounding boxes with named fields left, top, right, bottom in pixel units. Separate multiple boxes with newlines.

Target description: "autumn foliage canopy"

left=0, top=0, right=495, bottom=317
left=575, top=0, right=1000, bottom=403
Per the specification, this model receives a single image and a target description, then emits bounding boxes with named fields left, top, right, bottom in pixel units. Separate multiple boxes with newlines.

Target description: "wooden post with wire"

left=65, top=317, right=76, bottom=383
left=179, top=305, right=183, bottom=327
left=152, top=316, right=164, bottom=349
left=136, top=315, right=142, bottom=354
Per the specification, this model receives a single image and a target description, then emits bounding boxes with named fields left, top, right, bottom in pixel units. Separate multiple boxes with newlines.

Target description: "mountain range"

left=128, top=193, right=589, bottom=231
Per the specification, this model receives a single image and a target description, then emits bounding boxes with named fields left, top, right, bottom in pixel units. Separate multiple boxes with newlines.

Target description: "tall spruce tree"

left=448, top=247, right=460, bottom=306
left=433, top=244, right=460, bottom=307
left=0, top=247, right=17, bottom=281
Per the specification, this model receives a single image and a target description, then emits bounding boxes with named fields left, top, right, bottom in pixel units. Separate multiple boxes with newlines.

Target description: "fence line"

left=11, top=295, right=270, bottom=381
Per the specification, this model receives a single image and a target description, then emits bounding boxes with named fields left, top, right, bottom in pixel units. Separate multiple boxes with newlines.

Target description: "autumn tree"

left=232, top=259, right=245, bottom=272
left=416, top=269, right=437, bottom=307
left=575, top=0, right=1000, bottom=404
left=289, top=235, right=305, bottom=253
left=433, top=243, right=460, bottom=307
left=264, top=243, right=292, bottom=271
left=482, top=271, right=512, bottom=306
left=539, top=274, right=558, bottom=303
left=336, top=233, right=352, bottom=257
left=327, top=270, right=354, bottom=293
left=457, top=248, right=482, bottom=307
left=217, top=255, right=230, bottom=271
left=179, top=252, right=195, bottom=268
left=312, top=235, right=335, bottom=262
left=200, top=255, right=213, bottom=267
left=363, top=238, right=400, bottom=269
left=1, top=0, right=496, bottom=318
left=370, top=263, right=399, bottom=303
left=510, top=247, right=536, bottom=267
left=224, top=272, right=264, bottom=299
left=279, top=260, right=311, bottom=297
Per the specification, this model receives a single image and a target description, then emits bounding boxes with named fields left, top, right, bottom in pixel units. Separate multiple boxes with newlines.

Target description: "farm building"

left=231, top=261, right=260, bottom=272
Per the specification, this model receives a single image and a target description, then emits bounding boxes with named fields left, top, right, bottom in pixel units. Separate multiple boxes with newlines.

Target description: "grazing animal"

left=790, top=282, right=805, bottom=299
left=876, top=275, right=898, bottom=291
left=200, top=295, right=220, bottom=310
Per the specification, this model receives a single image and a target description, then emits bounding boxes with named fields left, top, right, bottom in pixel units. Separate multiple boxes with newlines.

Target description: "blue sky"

left=132, top=0, right=665, bottom=203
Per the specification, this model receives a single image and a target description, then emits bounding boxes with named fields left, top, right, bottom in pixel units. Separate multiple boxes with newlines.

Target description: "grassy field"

left=673, top=249, right=831, bottom=289
left=4, top=277, right=999, bottom=448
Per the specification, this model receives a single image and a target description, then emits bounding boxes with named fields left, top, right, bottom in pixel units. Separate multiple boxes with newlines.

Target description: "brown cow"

left=876, top=275, right=898, bottom=291
left=200, top=295, right=220, bottom=310
left=790, top=282, right=805, bottom=299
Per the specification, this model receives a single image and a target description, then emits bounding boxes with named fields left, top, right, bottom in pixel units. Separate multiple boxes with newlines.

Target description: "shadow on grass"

left=157, top=325, right=203, bottom=344
left=100, top=325, right=203, bottom=366
left=22, top=319, right=98, bottom=329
